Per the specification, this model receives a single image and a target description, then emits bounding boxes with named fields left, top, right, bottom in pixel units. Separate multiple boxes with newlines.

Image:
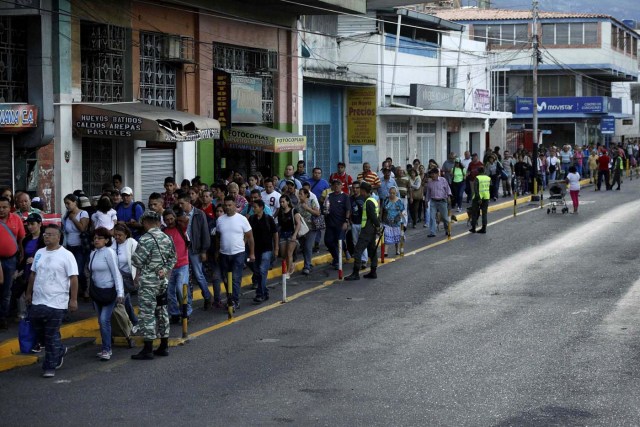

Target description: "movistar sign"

left=516, top=97, right=608, bottom=115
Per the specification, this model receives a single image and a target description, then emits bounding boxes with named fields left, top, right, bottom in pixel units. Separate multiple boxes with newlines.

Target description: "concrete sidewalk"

left=0, top=181, right=589, bottom=372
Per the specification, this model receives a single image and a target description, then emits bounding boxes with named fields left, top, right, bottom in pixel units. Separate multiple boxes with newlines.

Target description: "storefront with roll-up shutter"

left=72, top=102, right=219, bottom=201
left=139, top=148, right=175, bottom=204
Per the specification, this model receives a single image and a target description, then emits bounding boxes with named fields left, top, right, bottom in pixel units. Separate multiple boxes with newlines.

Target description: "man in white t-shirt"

left=261, top=178, right=281, bottom=217
left=25, top=224, right=79, bottom=378
left=216, top=196, right=255, bottom=311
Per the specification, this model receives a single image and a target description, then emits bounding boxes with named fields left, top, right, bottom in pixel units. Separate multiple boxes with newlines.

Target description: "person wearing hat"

left=323, top=178, right=351, bottom=269
left=130, top=210, right=177, bottom=360
left=115, top=187, right=144, bottom=240
left=12, top=213, right=45, bottom=327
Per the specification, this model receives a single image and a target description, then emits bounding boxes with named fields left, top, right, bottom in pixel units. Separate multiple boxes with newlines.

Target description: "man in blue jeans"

left=248, top=200, right=278, bottom=304
left=177, top=193, right=212, bottom=310
left=216, top=196, right=255, bottom=311
left=324, top=179, right=351, bottom=268
left=26, top=224, right=78, bottom=378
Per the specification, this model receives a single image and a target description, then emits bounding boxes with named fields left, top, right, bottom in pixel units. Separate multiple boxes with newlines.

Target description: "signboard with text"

left=516, top=97, right=609, bottom=115
left=600, top=116, right=616, bottom=134
left=212, top=69, right=231, bottom=130
left=0, top=104, right=38, bottom=132
left=473, top=89, right=490, bottom=112
left=410, top=84, right=464, bottom=111
left=231, top=75, right=263, bottom=123
left=346, top=87, right=377, bottom=145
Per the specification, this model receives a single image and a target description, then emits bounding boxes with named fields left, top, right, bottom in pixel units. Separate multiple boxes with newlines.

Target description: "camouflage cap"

left=140, top=210, right=161, bottom=222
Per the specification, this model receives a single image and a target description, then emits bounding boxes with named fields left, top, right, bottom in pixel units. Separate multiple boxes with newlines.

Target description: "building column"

left=52, top=0, right=74, bottom=213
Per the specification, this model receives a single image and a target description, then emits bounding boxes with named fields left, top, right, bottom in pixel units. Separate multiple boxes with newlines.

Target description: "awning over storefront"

left=223, top=126, right=306, bottom=153
left=72, top=102, right=220, bottom=142
left=0, top=104, right=38, bottom=133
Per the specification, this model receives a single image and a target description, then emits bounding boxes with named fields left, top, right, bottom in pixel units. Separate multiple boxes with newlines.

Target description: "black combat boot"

left=203, top=298, right=211, bottom=311
left=153, top=338, right=169, bottom=357
left=478, top=227, right=486, bottom=234
left=131, top=340, right=154, bottom=360
left=344, top=266, right=360, bottom=281
left=363, top=267, right=377, bottom=279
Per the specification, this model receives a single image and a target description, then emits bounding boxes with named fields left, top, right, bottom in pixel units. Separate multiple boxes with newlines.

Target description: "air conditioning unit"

left=161, top=35, right=195, bottom=64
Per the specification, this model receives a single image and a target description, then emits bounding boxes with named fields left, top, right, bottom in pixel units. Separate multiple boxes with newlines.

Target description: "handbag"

left=310, top=213, right=326, bottom=231
left=88, top=251, right=117, bottom=305
left=18, top=315, right=37, bottom=354
left=411, top=188, right=424, bottom=201
left=290, top=209, right=309, bottom=237
left=297, top=212, right=309, bottom=237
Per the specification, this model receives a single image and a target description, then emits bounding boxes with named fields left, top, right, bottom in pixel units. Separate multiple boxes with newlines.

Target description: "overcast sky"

left=487, top=0, right=639, bottom=22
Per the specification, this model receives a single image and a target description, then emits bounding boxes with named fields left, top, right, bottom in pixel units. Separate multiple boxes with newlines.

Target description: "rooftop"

left=430, top=8, right=611, bottom=22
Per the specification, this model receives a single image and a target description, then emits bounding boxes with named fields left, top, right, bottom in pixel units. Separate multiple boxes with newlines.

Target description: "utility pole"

left=531, top=0, right=540, bottom=199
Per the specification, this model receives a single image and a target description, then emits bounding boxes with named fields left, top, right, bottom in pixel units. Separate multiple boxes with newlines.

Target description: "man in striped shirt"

left=357, top=162, right=381, bottom=191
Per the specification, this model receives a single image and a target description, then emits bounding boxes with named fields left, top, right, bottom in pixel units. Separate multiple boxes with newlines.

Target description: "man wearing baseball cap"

left=115, top=187, right=144, bottom=239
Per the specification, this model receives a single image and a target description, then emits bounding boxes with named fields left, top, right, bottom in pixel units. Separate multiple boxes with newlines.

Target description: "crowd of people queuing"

left=1, top=139, right=637, bottom=376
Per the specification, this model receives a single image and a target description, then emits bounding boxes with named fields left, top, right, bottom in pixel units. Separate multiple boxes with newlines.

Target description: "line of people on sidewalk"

left=5, top=143, right=624, bottom=377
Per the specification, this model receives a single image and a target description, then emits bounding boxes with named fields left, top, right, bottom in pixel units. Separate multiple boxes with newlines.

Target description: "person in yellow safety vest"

left=345, top=182, right=382, bottom=281
left=611, top=152, right=624, bottom=191
left=470, top=167, right=491, bottom=234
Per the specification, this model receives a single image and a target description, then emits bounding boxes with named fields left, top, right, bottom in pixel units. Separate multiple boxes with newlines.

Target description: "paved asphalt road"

left=3, top=180, right=640, bottom=426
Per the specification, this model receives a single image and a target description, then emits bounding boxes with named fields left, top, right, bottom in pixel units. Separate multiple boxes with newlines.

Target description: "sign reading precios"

left=347, top=87, right=376, bottom=145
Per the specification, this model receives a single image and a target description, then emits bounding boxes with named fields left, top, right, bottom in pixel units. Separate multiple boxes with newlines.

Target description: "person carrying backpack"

left=115, top=187, right=145, bottom=240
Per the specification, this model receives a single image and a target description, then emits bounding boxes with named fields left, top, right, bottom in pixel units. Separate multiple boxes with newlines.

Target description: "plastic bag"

left=18, top=317, right=37, bottom=354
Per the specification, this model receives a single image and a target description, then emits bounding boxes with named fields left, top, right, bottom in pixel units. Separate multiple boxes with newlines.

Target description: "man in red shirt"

left=0, top=196, right=25, bottom=329
left=329, top=162, right=353, bottom=195
left=596, top=152, right=611, bottom=191
left=465, top=153, right=484, bottom=203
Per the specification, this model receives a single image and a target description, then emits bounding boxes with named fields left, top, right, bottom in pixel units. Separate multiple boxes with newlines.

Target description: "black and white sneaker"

left=56, top=346, right=68, bottom=370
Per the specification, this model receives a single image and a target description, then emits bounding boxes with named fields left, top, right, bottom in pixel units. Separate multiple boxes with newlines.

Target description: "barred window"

left=140, top=32, right=177, bottom=110
left=81, top=22, right=127, bottom=102
left=212, top=43, right=277, bottom=123
left=0, top=16, right=27, bottom=102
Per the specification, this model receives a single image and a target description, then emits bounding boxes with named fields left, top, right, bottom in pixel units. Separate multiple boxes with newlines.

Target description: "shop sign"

left=223, top=128, right=306, bottom=153
left=213, top=69, right=231, bottom=129
left=231, top=76, right=263, bottom=124
left=516, top=97, right=608, bottom=115
left=75, top=113, right=144, bottom=138
left=0, top=104, right=38, bottom=131
left=600, top=116, right=615, bottom=134
left=409, top=84, right=464, bottom=111
left=473, top=89, right=490, bottom=112
left=346, top=87, right=377, bottom=145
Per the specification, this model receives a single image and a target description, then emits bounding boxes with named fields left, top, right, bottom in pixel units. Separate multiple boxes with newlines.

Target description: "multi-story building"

left=302, top=2, right=508, bottom=178
left=1, top=0, right=366, bottom=211
left=432, top=8, right=639, bottom=152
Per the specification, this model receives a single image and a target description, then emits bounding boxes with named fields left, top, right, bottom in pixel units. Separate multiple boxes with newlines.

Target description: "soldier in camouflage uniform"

left=131, top=210, right=177, bottom=360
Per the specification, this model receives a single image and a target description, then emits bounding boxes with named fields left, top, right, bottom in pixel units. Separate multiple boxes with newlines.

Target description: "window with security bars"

left=140, top=32, right=177, bottom=110
left=0, top=16, right=28, bottom=102
left=416, top=122, right=436, bottom=165
left=386, top=122, right=409, bottom=166
left=81, top=22, right=126, bottom=102
left=303, top=124, right=331, bottom=179
left=212, top=43, right=276, bottom=123
left=82, top=138, right=113, bottom=197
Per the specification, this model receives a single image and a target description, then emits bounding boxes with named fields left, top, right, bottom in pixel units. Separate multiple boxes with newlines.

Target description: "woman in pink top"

left=162, top=208, right=191, bottom=323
